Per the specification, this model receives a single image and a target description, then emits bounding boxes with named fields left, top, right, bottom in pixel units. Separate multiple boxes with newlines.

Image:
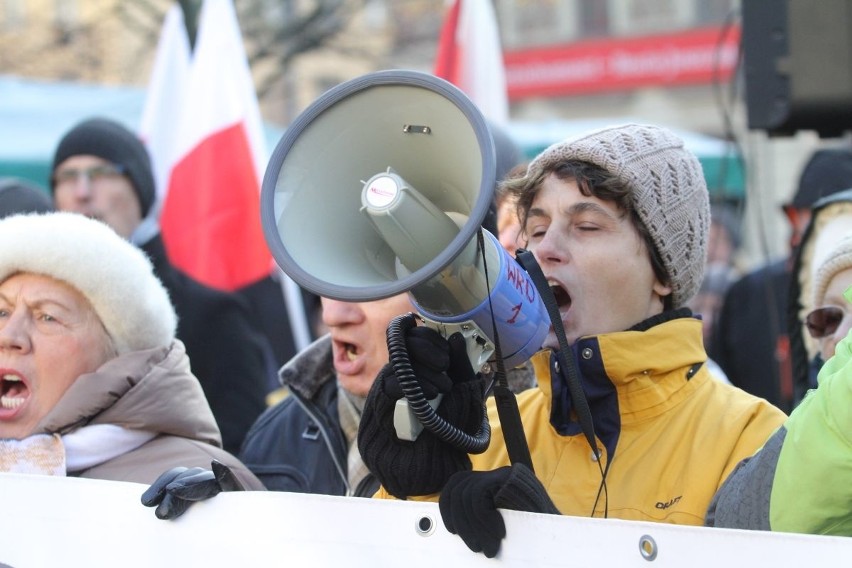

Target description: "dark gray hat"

left=0, top=178, right=54, bottom=218
left=789, top=148, right=852, bottom=209
left=51, top=118, right=156, bottom=217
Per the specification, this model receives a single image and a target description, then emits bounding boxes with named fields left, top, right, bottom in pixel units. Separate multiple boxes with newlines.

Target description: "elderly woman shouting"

left=0, top=211, right=263, bottom=490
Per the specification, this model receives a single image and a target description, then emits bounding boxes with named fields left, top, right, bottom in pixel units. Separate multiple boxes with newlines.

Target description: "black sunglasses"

left=805, top=306, right=845, bottom=339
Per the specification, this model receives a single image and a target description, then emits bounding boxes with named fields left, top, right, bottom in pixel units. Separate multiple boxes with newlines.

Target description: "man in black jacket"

left=51, top=117, right=269, bottom=454
left=239, top=294, right=413, bottom=496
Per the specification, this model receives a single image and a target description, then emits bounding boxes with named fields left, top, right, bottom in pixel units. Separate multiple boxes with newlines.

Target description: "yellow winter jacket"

left=376, top=315, right=786, bottom=526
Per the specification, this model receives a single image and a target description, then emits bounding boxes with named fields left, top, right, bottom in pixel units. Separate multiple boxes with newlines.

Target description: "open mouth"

left=332, top=338, right=366, bottom=376
left=549, top=282, right=572, bottom=310
left=344, top=342, right=358, bottom=362
left=1, top=373, right=29, bottom=410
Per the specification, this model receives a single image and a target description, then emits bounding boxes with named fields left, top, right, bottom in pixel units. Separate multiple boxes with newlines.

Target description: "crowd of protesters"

left=1, top=117, right=850, bottom=558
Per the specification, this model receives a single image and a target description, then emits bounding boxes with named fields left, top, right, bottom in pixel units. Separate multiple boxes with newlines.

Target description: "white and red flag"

left=141, top=0, right=271, bottom=292
left=139, top=3, right=190, bottom=210
left=433, top=0, right=509, bottom=124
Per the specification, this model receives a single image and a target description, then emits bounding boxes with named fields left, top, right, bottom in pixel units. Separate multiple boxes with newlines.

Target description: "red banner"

left=505, top=26, right=740, bottom=100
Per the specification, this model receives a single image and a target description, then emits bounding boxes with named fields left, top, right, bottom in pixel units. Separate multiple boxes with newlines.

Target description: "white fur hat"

left=0, top=212, right=176, bottom=354
left=813, top=234, right=852, bottom=308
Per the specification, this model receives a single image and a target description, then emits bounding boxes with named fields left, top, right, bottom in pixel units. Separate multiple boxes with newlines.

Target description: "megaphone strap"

left=514, top=249, right=599, bottom=456
left=477, top=231, right=535, bottom=472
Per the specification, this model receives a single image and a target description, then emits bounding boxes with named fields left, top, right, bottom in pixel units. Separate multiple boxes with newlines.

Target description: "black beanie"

left=789, top=148, right=852, bottom=209
left=0, top=178, right=54, bottom=218
left=51, top=118, right=156, bottom=218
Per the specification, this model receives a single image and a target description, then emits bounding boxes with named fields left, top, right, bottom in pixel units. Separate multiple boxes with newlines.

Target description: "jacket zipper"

left=291, top=389, right=352, bottom=496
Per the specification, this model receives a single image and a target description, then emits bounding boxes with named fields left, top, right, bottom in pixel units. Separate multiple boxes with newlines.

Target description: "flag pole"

left=178, top=0, right=202, bottom=50
left=158, top=0, right=315, bottom=351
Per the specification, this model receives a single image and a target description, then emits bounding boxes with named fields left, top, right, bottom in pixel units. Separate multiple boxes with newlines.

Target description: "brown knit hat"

left=812, top=234, right=852, bottom=308
left=528, top=124, right=710, bottom=307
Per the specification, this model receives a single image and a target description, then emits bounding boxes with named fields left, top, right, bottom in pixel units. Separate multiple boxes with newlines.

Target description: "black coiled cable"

left=386, top=312, right=491, bottom=454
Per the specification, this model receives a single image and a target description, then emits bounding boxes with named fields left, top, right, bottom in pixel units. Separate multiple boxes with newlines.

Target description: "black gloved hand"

left=140, top=459, right=244, bottom=520
left=439, top=464, right=560, bottom=558
left=358, top=327, right=485, bottom=499
left=382, top=327, right=476, bottom=400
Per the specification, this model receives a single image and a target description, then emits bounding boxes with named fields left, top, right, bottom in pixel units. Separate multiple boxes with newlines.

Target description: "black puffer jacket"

left=140, top=233, right=269, bottom=455
left=239, top=335, right=378, bottom=497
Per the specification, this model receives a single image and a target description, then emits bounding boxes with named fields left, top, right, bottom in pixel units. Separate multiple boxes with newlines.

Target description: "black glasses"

left=805, top=306, right=845, bottom=339
left=53, top=163, right=126, bottom=188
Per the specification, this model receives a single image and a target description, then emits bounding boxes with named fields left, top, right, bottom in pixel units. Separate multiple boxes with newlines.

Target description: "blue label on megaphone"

left=414, top=231, right=549, bottom=368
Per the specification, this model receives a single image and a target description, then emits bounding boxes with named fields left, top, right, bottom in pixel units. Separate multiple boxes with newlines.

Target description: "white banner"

left=1, top=473, right=849, bottom=567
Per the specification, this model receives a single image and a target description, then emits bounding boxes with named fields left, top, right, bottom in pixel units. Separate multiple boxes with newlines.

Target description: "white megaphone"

left=260, top=70, right=549, bottom=447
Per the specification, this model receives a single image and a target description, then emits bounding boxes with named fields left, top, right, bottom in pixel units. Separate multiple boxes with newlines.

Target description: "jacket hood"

left=34, top=340, right=221, bottom=447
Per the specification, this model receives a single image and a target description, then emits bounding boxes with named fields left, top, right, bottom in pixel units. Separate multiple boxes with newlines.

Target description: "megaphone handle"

left=393, top=395, right=442, bottom=442
left=386, top=313, right=490, bottom=454
left=419, top=318, right=494, bottom=374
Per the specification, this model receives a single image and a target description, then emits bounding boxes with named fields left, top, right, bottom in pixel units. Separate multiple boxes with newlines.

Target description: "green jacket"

left=707, top=289, right=852, bottom=535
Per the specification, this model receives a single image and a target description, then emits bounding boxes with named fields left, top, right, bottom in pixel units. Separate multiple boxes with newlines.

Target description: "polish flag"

left=433, top=0, right=509, bottom=124
left=151, top=0, right=271, bottom=291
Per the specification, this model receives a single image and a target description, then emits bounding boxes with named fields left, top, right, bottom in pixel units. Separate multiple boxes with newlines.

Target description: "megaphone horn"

left=262, top=68, right=548, bottom=365
left=261, top=70, right=550, bottom=447
left=261, top=69, right=495, bottom=302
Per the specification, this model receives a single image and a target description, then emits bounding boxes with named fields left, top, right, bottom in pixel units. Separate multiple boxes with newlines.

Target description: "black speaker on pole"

left=742, top=0, right=852, bottom=137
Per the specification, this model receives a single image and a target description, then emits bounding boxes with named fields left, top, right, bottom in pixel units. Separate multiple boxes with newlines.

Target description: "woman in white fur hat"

left=0, top=211, right=263, bottom=491
left=786, top=188, right=852, bottom=403
left=805, top=234, right=852, bottom=364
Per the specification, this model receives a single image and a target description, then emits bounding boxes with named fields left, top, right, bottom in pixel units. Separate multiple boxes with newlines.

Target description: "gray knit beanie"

left=51, top=118, right=156, bottom=218
left=0, top=212, right=176, bottom=354
left=528, top=124, right=710, bottom=307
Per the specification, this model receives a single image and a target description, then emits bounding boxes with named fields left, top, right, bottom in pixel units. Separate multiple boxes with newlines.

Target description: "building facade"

left=0, top=0, right=836, bottom=263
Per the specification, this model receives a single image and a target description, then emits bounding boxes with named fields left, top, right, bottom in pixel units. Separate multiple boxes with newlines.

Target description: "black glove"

left=439, top=464, right=560, bottom=558
left=358, top=327, right=485, bottom=499
left=382, top=326, right=472, bottom=400
left=140, top=459, right=244, bottom=520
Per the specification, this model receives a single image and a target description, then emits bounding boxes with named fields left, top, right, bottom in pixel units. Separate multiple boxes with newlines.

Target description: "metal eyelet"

left=639, top=534, right=658, bottom=561
left=415, top=515, right=436, bottom=537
